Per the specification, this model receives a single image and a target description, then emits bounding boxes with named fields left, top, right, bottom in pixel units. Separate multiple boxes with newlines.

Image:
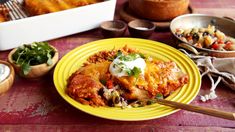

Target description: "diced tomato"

left=186, top=36, right=193, bottom=41
left=225, top=41, right=233, bottom=45
left=224, top=43, right=233, bottom=50
left=106, top=80, right=114, bottom=89
left=217, top=39, right=224, bottom=44
left=211, top=43, right=220, bottom=50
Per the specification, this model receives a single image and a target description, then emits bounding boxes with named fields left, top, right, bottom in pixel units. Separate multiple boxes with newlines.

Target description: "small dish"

left=170, top=14, right=235, bottom=58
left=100, top=20, right=127, bottom=38
left=0, top=0, right=116, bottom=51
left=0, top=60, right=15, bottom=95
left=128, top=19, right=156, bottom=38
left=8, top=44, right=59, bottom=78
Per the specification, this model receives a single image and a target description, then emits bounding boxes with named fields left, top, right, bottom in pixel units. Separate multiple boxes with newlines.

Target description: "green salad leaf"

left=12, top=42, right=55, bottom=76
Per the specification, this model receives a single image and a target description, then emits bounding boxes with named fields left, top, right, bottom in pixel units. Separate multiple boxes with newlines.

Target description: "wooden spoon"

left=155, top=98, right=235, bottom=120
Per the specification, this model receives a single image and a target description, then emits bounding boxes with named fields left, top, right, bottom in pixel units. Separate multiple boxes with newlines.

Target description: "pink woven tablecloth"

left=0, top=0, right=235, bottom=131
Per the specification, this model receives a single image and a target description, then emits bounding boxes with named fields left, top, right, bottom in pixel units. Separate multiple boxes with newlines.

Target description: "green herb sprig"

left=126, top=67, right=142, bottom=78
left=113, top=51, right=145, bottom=78
left=12, top=42, right=55, bottom=76
left=118, top=53, right=145, bottom=61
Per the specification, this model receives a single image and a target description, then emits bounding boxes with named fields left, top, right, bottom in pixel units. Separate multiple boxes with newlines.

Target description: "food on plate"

left=67, top=46, right=189, bottom=108
left=174, top=25, right=235, bottom=51
left=8, top=42, right=57, bottom=77
left=0, top=4, right=9, bottom=23
left=23, top=0, right=104, bottom=16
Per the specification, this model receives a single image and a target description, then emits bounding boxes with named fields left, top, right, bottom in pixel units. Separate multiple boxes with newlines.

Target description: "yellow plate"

left=53, top=38, right=201, bottom=121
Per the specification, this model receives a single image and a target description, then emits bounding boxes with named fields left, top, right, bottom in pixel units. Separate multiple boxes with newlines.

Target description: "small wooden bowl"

left=0, top=60, right=15, bottom=95
left=100, top=20, right=127, bottom=38
left=129, top=0, right=189, bottom=21
left=8, top=45, right=59, bottom=78
left=128, top=19, right=156, bottom=38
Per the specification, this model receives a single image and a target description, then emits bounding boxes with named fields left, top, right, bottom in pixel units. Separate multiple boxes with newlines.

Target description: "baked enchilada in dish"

left=0, top=0, right=103, bottom=22
left=0, top=4, right=9, bottom=23
left=23, top=0, right=104, bottom=16
left=67, top=46, right=189, bottom=108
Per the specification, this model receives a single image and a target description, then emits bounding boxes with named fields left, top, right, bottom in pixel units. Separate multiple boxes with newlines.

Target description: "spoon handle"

left=155, top=98, right=235, bottom=120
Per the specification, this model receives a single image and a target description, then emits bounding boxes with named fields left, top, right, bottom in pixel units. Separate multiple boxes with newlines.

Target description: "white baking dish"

left=0, top=0, right=116, bottom=51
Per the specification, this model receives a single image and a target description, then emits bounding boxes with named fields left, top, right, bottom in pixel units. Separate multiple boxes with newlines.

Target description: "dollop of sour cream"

left=0, top=64, right=10, bottom=83
left=109, top=55, right=146, bottom=77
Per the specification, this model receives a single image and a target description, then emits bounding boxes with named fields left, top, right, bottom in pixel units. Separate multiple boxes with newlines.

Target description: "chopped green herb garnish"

left=100, top=79, right=107, bottom=85
left=115, top=51, right=145, bottom=62
left=116, top=65, right=141, bottom=78
left=119, top=53, right=141, bottom=61
left=126, top=69, right=132, bottom=76
left=21, top=63, right=30, bottom=75
left=132, top=67, right=141, bottom=78
left=12, top=42, right=55, bottom=76
left=113, top=52, right=145, bottom=78
left=155, top=93, right=164, bottom=99
left=139, top=53, right=146, bottom=59
left=47, top=51, right=53, bottom=65
left=116, top=50, right=122, bottom=57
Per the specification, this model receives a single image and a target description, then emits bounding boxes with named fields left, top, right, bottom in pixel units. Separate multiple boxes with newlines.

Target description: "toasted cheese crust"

left=24, top=0, right=103, bottom=16
left=0, top=5, right=9, bottom=23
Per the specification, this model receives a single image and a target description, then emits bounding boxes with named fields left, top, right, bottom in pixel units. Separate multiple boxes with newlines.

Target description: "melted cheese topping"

left=109, top=57, right=146, bottom=77
left=0, top=64, right=10, bottom=83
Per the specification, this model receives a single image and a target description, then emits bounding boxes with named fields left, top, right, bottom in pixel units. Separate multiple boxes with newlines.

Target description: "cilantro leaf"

left=118, top=53, right=145, bottom=61
left=100, top=79, right=107, bottom=85
left=132, top=67, right=141, bottom=78
left=155, top=93, right=163, bottom=99
left=116, top=50, right=122, bottom=57
left=125, top=66, right=141, bottom=78
left=12, top=42, right=55, bottom=76
left=21, top=62, right=31, bottom=76
left=139, top=53, right=146, bottom=59
left=47, top=51, right=53, bottom=65
left=126, top=69, right=132, bottom=76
